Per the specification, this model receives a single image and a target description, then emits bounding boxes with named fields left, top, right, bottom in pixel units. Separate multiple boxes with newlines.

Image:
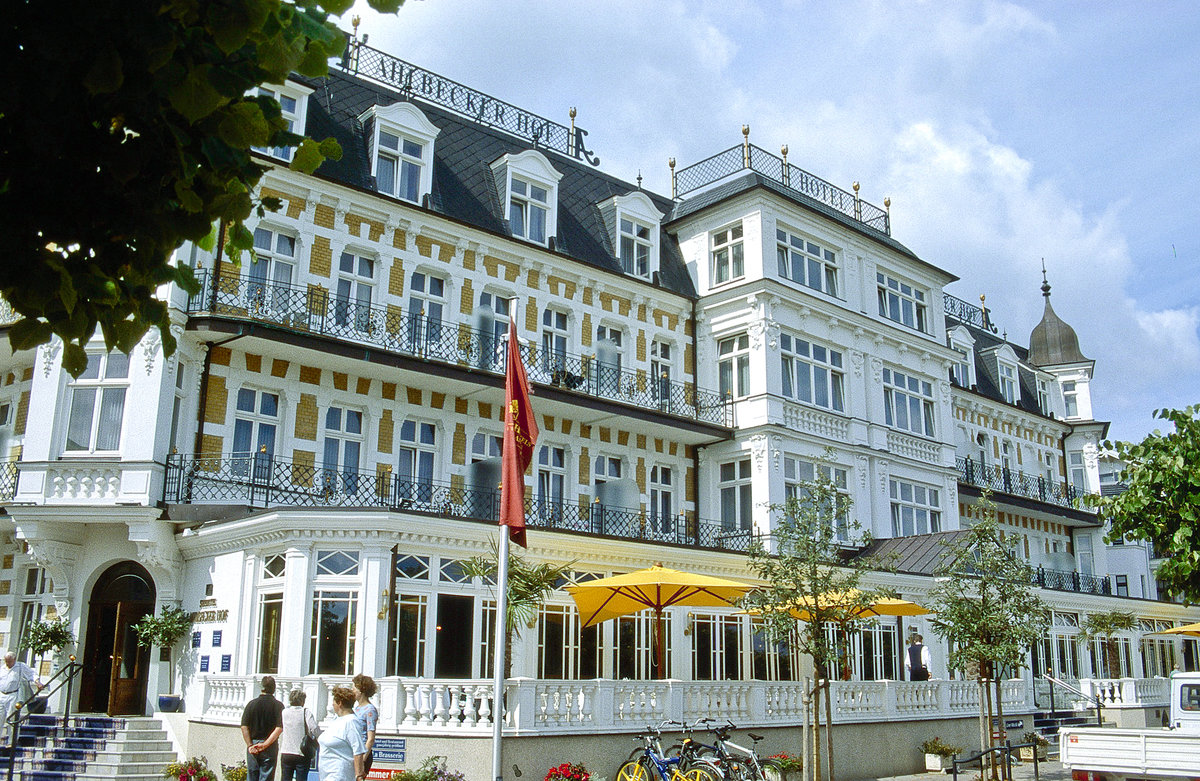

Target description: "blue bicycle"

left=616, top=721, right=721, bottom=781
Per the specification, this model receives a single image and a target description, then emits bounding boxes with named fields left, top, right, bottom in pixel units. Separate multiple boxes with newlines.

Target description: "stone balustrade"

left=1078, top=677, right=1170, bottom=708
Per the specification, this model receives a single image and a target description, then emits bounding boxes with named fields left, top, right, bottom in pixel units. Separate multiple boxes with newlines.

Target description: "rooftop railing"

left=164, top=452, right=755, bottom=552
left=957, top=456, right=1090, bottom=512
left=187, top=270, right=731, bottom=428
left=943, top=292, right=998, bottom=334
left=0, top=460, right=17, bottom=501
left=672, top=143, right=891, bottom=235
left=1033, top=566, right=1111, bottom=596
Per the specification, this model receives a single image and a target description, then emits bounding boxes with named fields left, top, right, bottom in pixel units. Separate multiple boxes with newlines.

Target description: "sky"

left=348, top=0, right=1200, bottom=444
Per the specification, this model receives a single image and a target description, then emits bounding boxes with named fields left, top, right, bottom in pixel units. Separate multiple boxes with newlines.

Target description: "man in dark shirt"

left=241, top=676, right=285, bottom=781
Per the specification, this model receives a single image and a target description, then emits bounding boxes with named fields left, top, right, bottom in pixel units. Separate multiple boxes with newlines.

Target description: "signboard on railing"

left=367, top=737, right=407, bottom=779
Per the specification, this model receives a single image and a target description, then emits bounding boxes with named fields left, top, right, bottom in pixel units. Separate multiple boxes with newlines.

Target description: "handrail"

left=1042, top=672, right=1103, bottom=726
left=951, top=741, right=1040, bottom=781
left=7, top=657, right=84, bottom=781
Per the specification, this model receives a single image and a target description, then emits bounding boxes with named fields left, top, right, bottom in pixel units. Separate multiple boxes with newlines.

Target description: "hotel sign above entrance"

left=344, top=42, right=601, bottom=167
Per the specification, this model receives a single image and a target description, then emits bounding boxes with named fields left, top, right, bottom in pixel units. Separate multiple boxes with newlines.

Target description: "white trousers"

left=0, top=691, right=17, bottom=738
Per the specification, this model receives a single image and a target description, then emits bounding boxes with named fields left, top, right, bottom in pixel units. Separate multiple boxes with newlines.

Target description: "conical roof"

left=1028, top=270, right=1089, bottom=366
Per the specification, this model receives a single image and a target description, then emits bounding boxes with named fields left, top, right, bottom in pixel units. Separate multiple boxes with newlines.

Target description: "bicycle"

left=616, top=721, right=721, bottom=781
left=697, top=720, right=785, bottom=781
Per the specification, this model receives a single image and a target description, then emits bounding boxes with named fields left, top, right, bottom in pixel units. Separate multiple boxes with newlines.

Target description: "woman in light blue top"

left=317, top=687, right=365, bottom=781
left=352, top=674, right=378, bottom=774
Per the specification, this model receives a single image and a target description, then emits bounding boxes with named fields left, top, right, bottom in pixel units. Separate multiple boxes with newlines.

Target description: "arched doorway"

left=79, top=561, right=156, bottom=715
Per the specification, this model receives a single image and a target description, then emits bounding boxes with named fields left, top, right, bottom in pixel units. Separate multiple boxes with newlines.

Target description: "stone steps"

left=0, top=713, right=180, bottom=780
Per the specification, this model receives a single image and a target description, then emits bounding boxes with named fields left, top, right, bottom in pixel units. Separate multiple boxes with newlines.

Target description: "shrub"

left=221, top=760, right=248, bottom=781
left=1022, top=731, right=1049, bottom=748
left=164, top=757, right=219, bottom=781
left=545, top=762, right=591, bottom=781
left=919, top=737, right=963, bottom=758
left=769, top=753, right=803, bottom=772
left=389, top=756, right=467, bottom=781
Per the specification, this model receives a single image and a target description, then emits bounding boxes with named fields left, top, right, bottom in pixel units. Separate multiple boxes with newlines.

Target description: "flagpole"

left=492, top=520, right=509, bottom=781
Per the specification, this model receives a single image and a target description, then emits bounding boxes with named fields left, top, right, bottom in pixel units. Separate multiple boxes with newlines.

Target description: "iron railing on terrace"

left=672, top=143, right=891, bottom=235
left=1034, top=566, right=1110, bottom=595
left=0, top=459, right=17, bottom=501
left=957, top=456, right=1088, bottom=511
left=943, top=292, right=998, bottom=333
left=164, top=452, right=755, bottom=552
left=187, top=270, right=732, bottom=428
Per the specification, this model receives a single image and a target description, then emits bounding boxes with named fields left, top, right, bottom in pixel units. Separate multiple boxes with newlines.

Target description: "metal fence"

left=957, top=457, right=1084, bottom=510
left=165, top=453, right=754, bottom=552
left=943, top=293, right=998, bottom=333
left=188, top=270, right=731, bottom=427
left=0, top=460, right=17, bottom=501
left=672, top=144, right=890, bottom=235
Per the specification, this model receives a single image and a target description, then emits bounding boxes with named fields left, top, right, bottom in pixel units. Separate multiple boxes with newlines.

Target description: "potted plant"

left=768, top=752, right=804, bottom=779
left=919, top=737, right=962, bottom=772
left=18, top=616, right=74, bottom=713
left=221, top=760, right=248, bottom=781
left=389, top=756, right=467, bottom=781
left=1019, top=731, right=1049, bottom=761
left=133, top=605, right=193, bottom=712
left=544, top=762, right=591, bottom=781
left=164, top=757, right=219, bottom=781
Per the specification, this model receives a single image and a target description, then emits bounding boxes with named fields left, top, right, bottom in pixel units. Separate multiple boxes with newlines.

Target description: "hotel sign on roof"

left=343, top=41, right=601, bottom=167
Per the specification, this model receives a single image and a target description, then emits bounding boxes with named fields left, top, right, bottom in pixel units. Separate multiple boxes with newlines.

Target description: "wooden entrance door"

left=108, top=601, right=153, bottom=715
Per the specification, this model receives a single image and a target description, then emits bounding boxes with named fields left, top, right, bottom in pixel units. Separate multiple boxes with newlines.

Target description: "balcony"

left=957, top=456, right=1089, bottom=512
left=164, top=452, right=755, bottom=552
left=0, top=459, right=17, bottom=501
left=1031, top=566, right=1111, bottom=596
left=186, top=270, right=732, bottom=430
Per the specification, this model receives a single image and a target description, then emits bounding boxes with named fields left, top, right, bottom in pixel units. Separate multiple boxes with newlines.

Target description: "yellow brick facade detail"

left=271, top=359, right=289, bottom=378
left=637, top=330, right=646, bottom=362
left=310, top=236, right=332, bottom=277
left=292, top=450, right=315, bottom=487
left=478, top=402, right=493, bottom=420
left=295, top=394, right=318, bottom=440
left=581, top=314, right=592, bottom=347
left=382, top=382, right=396, bottom=401
left=14, top=391, right=29, bottom=436
left=332, top=372, right=348, bottom=391
left=617, top=430, right=629, bottom=447
left=636, top=457, right=646, bottom=491
left=452, top=423, right=466, bottom=465
left=389, top=259, right=405, bottom=297
left=299, top=366, right=322, bottom=386
left=378, top=410, right=394, bottom=454
left=455, top=397, right=468, bottom=415
left=525, top=297, right=538, bottom=332
left=204, top=376, right=227, bottom=425
left=415, top=235, right=434, bottom=258
left=243, top=353, right=262, bottom=373
left=463, top=250, right=476, bottom=271
left=685, top=466, right=696, bottom=502
left=210, top=346, right=232, bottom=366
left=314, top=204, right=335, bottom=229
left=527, top=269, right=540, bottom=289
left=430, top=392, right=446, bottom=410
left=578, top=446, right=590, bottom=484
left=460, top=279, right=474, bottom=316
left=200, top=434, right=224, bottom=457
left=356, top=377, right=371, bottom=395
left=407, top=387, right=422, bottom=405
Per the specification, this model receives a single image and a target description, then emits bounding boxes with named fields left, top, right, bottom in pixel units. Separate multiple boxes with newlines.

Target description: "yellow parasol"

left=1155, top=622, right=1200, bottom=637
left=769, top=589, right=931, bottom=622
left=565, top=564, right=754, bottom=677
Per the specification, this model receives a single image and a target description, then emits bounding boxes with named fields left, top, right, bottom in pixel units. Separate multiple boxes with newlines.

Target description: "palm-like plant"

left=1081, top=610, right=1138, bottom=679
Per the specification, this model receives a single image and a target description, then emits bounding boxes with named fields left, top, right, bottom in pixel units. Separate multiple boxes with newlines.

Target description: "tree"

left=458, top=547, right=574, bottom=678
left=1093, top=406, right=1200, bottom=601
left=1080, top=610, right=1137, bottom=680
left=0, top=0, right=400, bottom=376
left=926, top=495, right=1049, bottom=779
left=19, top=616, right=75, bottom=675
left=741, top=468, right=892, bottom=781
left=133, top=605, right=194, bottom=694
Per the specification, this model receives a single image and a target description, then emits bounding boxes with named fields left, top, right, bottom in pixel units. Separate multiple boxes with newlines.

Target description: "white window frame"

left=889, top=478, right=942, bottom=536
left=536, top=444, right=567, bottom=523
left=1062, top=380, right=1079, bottom=418
left=63, top=351, right=130, bottom=454
left=321, top=405, right=365, bottom=498
left=719, top=458, right=753, bottom=533
left=876, top=271, right=929, bottom=333
left=998, top=361, right=1018, bottom=403
left=649, top=465, right=674, bottom=536
left=397, top=419, right=437, bottom=494
left=784, top=456, right=850, bottom=542
left=252, top=81, right=313, bottom=162
left=541, top=308, right=570, bottom=376
left=718, top=334, right=750, bottom=400
left=776, top=226, right=839, bottom=296
left=232, top=387, right=280, bottom=471
left=360, top=102, right=439, bottom=204
left=335, top=250, right=375, bottom=332
left=947, top=327, right=976, bottom=388
left=470, top=431, right=502, bottom=462
left=492, top=150, right=563, bottom=247
left=882, top=367, right=936, bottom=438
left=779, top=333, right=845, bottom=413
left=604, top=192, right=664, bottom=280
left=248, top=225, right=297, bottom=318
left=407, top=269, right=447, bottom=351
left=711, top=222, right=745, bottom=286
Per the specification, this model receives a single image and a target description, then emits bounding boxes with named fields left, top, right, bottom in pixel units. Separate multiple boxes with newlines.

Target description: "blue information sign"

left=371, top=737, right=407, bottom=764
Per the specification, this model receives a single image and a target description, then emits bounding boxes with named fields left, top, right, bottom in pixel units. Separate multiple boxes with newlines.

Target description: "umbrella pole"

left=655, top=609, right=666, bottom=680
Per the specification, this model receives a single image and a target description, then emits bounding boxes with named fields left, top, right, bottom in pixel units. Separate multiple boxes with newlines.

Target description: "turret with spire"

left=1028, top=263, right=1090, bottom=368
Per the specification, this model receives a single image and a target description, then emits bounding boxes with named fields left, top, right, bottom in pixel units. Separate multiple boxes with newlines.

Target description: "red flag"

left=501, top=318, right=538, bottom=547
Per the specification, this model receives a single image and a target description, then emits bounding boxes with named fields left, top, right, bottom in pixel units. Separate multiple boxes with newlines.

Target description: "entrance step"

left=1, top=713, right=181, bottom=781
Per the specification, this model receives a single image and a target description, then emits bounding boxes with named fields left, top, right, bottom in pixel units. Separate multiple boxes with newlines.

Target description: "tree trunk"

left=825, top=681, right=835, bottom=781
left=802, top=676, right=811, bottom=781
left=813, top=678, right=824, bottom=781
left=994, top=677, right=1007, bottom=781
left=1105, top=638, right=1121, bottom=679
left=985, top=677, right=997, bottom=781
left=978, top=677, right=988, bottom=778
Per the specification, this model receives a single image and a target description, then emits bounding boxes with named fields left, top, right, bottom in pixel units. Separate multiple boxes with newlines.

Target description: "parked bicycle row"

left=616, top=719, right=789, bottom=781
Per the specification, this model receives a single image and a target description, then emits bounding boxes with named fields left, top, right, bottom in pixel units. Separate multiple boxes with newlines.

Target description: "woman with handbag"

left=280, top=688, right=322, bottom=781
left=318, top=686, right=366, bottom=781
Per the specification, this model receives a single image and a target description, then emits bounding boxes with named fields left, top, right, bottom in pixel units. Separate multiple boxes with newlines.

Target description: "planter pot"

left=1018, top=746, right=1048, bottom=761
left=157, top=694, right=183, bottom=713
left=925, top=754, right=953, bottom=773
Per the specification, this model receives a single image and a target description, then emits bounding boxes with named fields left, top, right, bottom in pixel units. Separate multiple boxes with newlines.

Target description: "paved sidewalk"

left=868, top=758, right=1071, bottom=781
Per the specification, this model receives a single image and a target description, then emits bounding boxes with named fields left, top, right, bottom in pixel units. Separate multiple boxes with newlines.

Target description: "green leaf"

left=196, top=222, right=220, bottom=253
left=169, top=65, right=227, bottom=123
left=217, top=101, right=270, bottom=149
left=7, top=317, right=52, bottom=351
left=174, top=180, right=204, bottom=212
left=62, top=343, right=90, bottom=378
left=83, top=46, right=125, bottom=95
left=289, top=137, right=323, bottom=174
left=318, top=137, right=343, bottom=160
left=366, top=0, right=405, bottom=12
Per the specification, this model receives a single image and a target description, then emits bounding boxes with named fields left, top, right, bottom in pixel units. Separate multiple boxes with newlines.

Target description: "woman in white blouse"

left=279, top=688, right=321, bottom=781
left=318, top=686, right=366, bottom=781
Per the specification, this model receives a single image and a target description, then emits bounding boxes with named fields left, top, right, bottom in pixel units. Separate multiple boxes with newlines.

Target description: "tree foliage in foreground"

left=0, top=0, right=400, bottom=376
left=1094, top=406, right=1200, bottom=602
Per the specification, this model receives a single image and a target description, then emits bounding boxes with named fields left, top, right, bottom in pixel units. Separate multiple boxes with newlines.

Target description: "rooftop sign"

left=342, top=41, right=600, bottom=166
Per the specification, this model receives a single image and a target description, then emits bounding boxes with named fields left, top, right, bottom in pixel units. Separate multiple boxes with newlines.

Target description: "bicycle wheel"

left=674, top=764, right=722, bottom=781
left=617, top=759, right=652, bottom=781
left=757, top=759, right=786, bottom=781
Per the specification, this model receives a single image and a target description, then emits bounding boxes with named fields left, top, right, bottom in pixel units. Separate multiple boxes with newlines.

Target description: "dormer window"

left=947, top=327, right=976, bottom=388
left=360, top=102, right=439, bottom=205
left=998, top=361, right=1017, bottom=403
left=601, top=191, right=664, bottom=280
left=492, top=151, right=563, bottom=248
left=253, top=82, right=312, bottom=162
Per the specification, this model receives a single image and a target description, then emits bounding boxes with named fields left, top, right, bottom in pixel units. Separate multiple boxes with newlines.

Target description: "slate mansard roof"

left=944, top=310, right=1052, bottom=419
left=293, top=68, right=697, bottom=298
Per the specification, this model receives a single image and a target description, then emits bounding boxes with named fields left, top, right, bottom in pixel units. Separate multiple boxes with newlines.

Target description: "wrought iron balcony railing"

left=672, top=143, right=890, bottom=235
left=943, top=292, right=998, bottom=333
left=1034, top=566, right=1111, bottom=596
left=0, top=459, right=17, bottom=501
left=187, top=270, right=732, bottom=428
left=165, top=453, right=755, bottom=552
left=957, top=456, right=1089, bottom=511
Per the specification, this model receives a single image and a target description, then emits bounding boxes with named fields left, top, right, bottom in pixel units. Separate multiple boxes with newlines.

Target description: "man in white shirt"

left=0, top=652, right=42, bottom=739
left=905, top=634, right=933, bottom=681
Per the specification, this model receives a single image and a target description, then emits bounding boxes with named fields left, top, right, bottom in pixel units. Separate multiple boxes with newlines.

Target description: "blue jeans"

left=247, top=746, right=279, bottom=781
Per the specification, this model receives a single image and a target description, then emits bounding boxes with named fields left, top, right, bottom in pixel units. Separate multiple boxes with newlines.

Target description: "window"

left=711, top=223, right=744, bottom=285
left=1063, top=381, right=1079, bottom=418
left=309, top=590, right=357, bottom=674
left=16, top=568, right=51, bottom=669
left=397, top=420, right=436, bottom=503
left=691, top=613, right=743, bottom=681
left=407, top=271, right=445, bottom=351
left=168, top=363, right=188, bottom=455
left=249, top=227, right=296, bottom=317
left=478, top=292, right=512, bottom=371
left=889, top=479, right=941, bottom=536
left=620, top=218, right=652, bottom=278
left=471, top=432, right=502, bottom=462
left=883, top=368, right=935, bottom=437
left=253, top=84, right=310, bottom=162
left=718, top=334, right=750, bottom=399
left=510, top=177, right=549, bottom=243
left=377, top=131, right=424, bottom=203
left=261, top=554, right=286, bottom=579
left=322, top=406, right=364, bottom=496
left=1114, top=575, right=1129, bottom=597
left=780, top=334, right=844, bottom=412
left=784, top=457, right=849, bottom=541
left=876, top=272, right=928, bottom=332
left=541, top=309, right=569, bottom=376
left=595, top=324, right=623, bottom=396
left=387, top=593, right=427, bottom=677
left=256, top=592, right=283, bottom=674
left=651, top=341, right=673, bottom=407
left=594, top=456, right=622, bottom=490
left=538, top=604, right=599, bottom=680
left=751, top=620, right=801, bottom=681
left=951, top=346, right=971, bottom=387
left=65, top=352, right=129, bottom=453
left=649, top=465, right=673, bottom=536
left=776, top=228, right=837, bottom=295
left=1037, top=378, right=1050, bottom=414
left=615, top=612, right=669, bottom=679
left=335, top=252, right=374, bottom=332
left=719, top=458, right=753, bottom=533
left=1069, top=451, right=1087, bottom=494
left=998, top=361, right=1018, bottom=404
left=232, top=388, right=278, bottom=476
left=536, top=445, right=566, bottom=524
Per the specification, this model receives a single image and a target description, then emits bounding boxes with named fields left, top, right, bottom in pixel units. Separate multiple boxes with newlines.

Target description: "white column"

left=278, top=544, right=313, bottom=677
left=361, top=543, right=391, bottom=678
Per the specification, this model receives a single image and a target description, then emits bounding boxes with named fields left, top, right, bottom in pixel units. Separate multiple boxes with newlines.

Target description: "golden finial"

left=352, top=15, right=361, bottom=34
left=852, top=181, right=860, bottom=193
left=884, top=197, right=891, bottom=210
left=569, top=107, right=577, bottom=119
left=781, top=144, right=788, bottom=157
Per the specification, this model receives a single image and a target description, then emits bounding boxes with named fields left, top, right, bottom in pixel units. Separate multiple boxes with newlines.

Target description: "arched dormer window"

left=491, top=150, right=563, bottom=247
left=599, top=191, right=665, bottom=280
left=947, top=325, right=976, bottom=388
left=253, top=81, right=314, bottom=163
left=359, top=102, right=439, bottom=205
left=986, top=343, right=1021, bottom=405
